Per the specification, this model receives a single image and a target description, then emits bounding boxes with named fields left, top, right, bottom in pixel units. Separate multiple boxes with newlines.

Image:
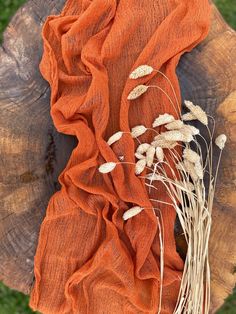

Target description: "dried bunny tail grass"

left=135, top=159, right=146, bottom=175
left=181, top=160, right=199, bottom=182
left=127, top=84, right=149, bottom=100
left=151, top=138, right=178, bottom=149
left=181, top=124, right=200, bottom=136
left=162, top=130, right=185, bottom=142
left=158, top=129, right=194, bottom=143
left=194, top=160, right=204, bottom=180
left=107, top=131, right=123, bottom=146
left=215, top=134, right=227, bottom=149
left=182, top=112, right=197, bottom=121
left=136, top=143, right=150, bottom=154
left=99, top=162, right=117, bottom=173
left=183, top=148, right=201, bottom=163
left=131, top=125, right=147, bottom=138
left=165, top=120, right=184, bottom=130
left=129, top=65, right=154, bottom=79
left=135, top=152, right=145, bottom=160
left=152, top=113, right=175, bottom=128
left=179, top=130, right=194, bottom=143
left=155, top=147, right=164, bottom=162
left=184, top=100, right=208, bottom=126
left=123, top=206, right=143, bottom=220
left=146, top=146, right=156, bottom=167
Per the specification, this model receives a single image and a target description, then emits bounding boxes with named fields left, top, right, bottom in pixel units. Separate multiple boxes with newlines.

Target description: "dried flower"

left=181, top=124, right=200, bottom=136
left=123, top=206, right=143, bottom=220
left=127, top=85, right=149, bottom=100
left=152, top=113, right=175, bottom=128
left=194, top=161, right=204, bottom=180
left=177, top=161, right=201, bottom=182
left=155, top=147, right=164, bottom=162
left=162, top=130, right=185, bottom=142
left=129, top=65, right=154, bottom=79
left=183, top=148, right=201, bottom=163
left=182, top=133, right=194, bottom=143
left=215, top=134, right=227, bottom=150
left=107, top=131, right=123, bottom=146
left=135, top=152, right=145, bottom=160
left=136, top=143, right=150, bottom=154
left=184, top=100, right=208, bottom=125
left=182, top=160, right=199, bottom=182
left=146, top=146, right=156, bottom=167
left=165, top=120, right=184, bottom=130
left=99, top=162, right=116, bottom=173
left=151, top=136, right=178, bottom=149
left=135, top=159, right=146, bottom=175
left=182, top=112, right=196, bottom=121
left=131, top=125, right=147, bottom=138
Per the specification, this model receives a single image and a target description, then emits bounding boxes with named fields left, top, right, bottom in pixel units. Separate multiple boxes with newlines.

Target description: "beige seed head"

left=123, top=206, right=143, bottom=220
left=99, top=162, right=116, bottom=174
left=183, top=148, right=201, bottom=163
left=135, top=159, right=146, bottom=175
left=131, top=125, right=147, bottom=138
left=107, top=131, right=123, bottom=146
left=165, top=120, right=184, bottom=130
left=129, top=65, right=154, bottom=79
left=151, top=136, right=178, bottom=149
left=183, top=160, right=199, bottom=182
left=194, top=161, right=204, bottom=180
left=146, top=146, right=156, bottom=167
left=180, top=129, right=194, bottom=143
left=184, top=100, right=208, bottom=125
left=136, top=143, right=150, bottom=154
left=183, top=134, right=194, bottom=143
left=162, top=130, right=185, bottom=142
left=152, top=113, right=175, bottom=128
left=155, top=147, right=164, bottom=162
left=181, top=124, right=200, bottom=136
left=127, top=85, right=149, bottom=100
left=182, top=112, right=196, bottom=121
left=135, top=152, right=145, bottom=160
left=215, top=134, right=227, bottom=150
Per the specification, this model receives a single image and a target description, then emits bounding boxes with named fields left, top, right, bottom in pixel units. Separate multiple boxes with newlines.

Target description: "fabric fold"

left=30, top=0, right=211, bottom=313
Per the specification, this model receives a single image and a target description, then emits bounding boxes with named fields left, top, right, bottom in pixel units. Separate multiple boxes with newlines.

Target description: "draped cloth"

left=30, top=1, right=211, bottom=313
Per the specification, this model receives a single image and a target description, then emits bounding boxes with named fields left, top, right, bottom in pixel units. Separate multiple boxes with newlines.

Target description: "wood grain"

left=0, top=0, right=235, bottom=311
left=177, top=6, right=236, bottom=311
left=0, top=0, right=75, bottom=294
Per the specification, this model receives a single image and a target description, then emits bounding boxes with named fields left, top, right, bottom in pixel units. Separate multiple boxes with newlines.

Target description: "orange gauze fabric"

left=30, top=1, right=211, bottom=313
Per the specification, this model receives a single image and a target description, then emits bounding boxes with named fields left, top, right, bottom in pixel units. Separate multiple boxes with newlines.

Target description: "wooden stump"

left=0, top=1, right=235, bottom=312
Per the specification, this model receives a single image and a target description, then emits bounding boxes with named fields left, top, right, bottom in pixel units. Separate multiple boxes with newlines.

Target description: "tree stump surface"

left=0, top=1, right=235, bottom=312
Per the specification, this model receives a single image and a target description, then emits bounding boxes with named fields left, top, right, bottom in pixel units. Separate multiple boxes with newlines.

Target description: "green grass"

left=0, top=283, right=34, bottom=314
left=0, top=0, right=26, bottom=42
left=215, top=0, right=236, bottom=29
left=0, top=0, right=235, bottom=313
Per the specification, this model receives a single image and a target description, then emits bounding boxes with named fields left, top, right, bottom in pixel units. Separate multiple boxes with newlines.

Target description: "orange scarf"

left=30, top=1, right=211, bottom=313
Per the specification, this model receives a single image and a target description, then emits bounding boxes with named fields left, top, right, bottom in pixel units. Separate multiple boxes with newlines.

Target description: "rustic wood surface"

left=0, top=0, right=235, bottom=312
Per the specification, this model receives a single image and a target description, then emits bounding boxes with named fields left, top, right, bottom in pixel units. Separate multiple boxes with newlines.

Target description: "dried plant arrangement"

left=98, top=65, right=227, bottom=314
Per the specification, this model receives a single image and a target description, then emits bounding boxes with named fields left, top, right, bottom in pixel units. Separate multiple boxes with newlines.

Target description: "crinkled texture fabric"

left=30, top=0, right=211, bottom=313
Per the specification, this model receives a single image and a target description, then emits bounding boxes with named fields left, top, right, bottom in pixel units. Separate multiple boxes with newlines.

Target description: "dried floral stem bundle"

left=98, top=65, right=227, bottom=314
